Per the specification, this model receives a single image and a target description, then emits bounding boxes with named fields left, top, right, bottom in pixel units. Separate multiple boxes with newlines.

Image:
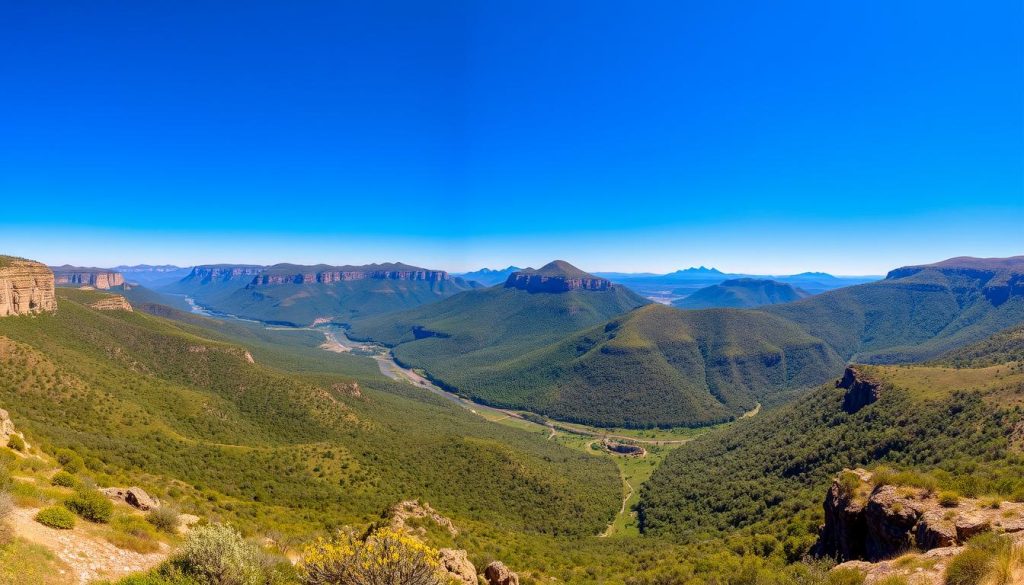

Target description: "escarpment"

left=249, top=263, right=451, bottom=286
left=0, top=256, right=57, bottom=316
left=885, top=256, right=1024, bottom=306
left=184, top=264, right=264, bottom=283
left=51, top=265, right=125, bottom=289
left=504, top=260, right=613, bottom=292
left=837, top=366, right=882, bottom=413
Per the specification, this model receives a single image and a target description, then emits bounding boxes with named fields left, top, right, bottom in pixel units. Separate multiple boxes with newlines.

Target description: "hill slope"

left=453, top=304, right=845, bottom=427
left=765, top=256, right=1024, bottom=363
left=673, top=278, right=809, bottom=309
left=637, top=323, right=1024, bottom=547
left=0, top=288, right=621, bottom=541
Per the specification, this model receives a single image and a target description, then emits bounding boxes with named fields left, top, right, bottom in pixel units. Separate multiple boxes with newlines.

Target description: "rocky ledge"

left=0, top=256, right=57, bottom=317
left=814, top=469, right=1024, bottom=562
left=89, top=295, right=133, bottom=312
left=51, top=266, right=125, bottom=289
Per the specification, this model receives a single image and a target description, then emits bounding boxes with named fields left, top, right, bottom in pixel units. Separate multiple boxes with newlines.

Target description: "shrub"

left=65, top=487, right=114, bottom=523
left=147, top=506, right=181, bottom=534
left=36, top=505, right=76, bottom=529
left=938, top=491, right=960, bottom=508
left=6, top=435, right=25, bottom=452
left=299, top=527, right=449, bottom=585
left=55, top=448, right=85, bottom=473
left=945, top=548, right=992, bottom=585
left=108, top=514, right=160, bottom=553
left=172, top=523, right=266, bottom=585
left=51, top=471, right=78, bottom=488
left=825, top=567, right=866, bottom=585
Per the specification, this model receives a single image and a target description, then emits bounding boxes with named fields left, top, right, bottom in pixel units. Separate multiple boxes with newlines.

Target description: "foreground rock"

left=439, top=548, right=476, bottom=585
left=0, top=257, right=57, bottom=317
left=484, top=561, right=519, bottom=585
left=814, top=469, right=1024, bottom=561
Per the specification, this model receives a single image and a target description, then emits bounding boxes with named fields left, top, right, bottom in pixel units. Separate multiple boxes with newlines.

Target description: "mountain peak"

left=672, top=266, right=723, bottom=275
left=506, top=261, right=611, bottom=292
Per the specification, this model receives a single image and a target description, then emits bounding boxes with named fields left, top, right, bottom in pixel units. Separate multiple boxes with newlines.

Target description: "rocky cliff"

left=836, top=366, right=882, bottom=414
left=89, top=295, right=134, bottom=312
left=184, top=265, right=264, bottom=283
left=248, top=263, right=451, bottom=286
left=814, top=469, right=1024, bottom=562
left=51, top=266, right=125, bottom=289
left=504, top=260, right=613, bottom=293
left=0, top=257, right=57, bottom=317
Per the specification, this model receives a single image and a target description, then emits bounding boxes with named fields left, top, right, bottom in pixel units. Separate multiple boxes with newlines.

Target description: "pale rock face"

left=89, top=295, right=133, bottom=312
left=53, top=269, right=125, bottom=289
left=0, top=258, right=57, bottom=317
left=484, top=561, right=519, bottom=585
left=439, top=548, right=477, bottom=585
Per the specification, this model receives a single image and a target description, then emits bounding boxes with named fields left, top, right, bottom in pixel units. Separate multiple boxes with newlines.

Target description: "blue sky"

left=1, top=1, right=1021, bottom=274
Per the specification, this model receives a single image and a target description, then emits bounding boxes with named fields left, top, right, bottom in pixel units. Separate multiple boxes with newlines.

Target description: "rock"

left=484, top=561, right=519, bottom=585
left=836, top=367, right=881, bottom=414
left=439, top=549, right=476, bottom=585
left=864, top=485, right=923, bottom=559
left=813, top=468, right=872, bottom=561
left=0, top=407, right=28, bottom=449
left=89, top=295, right=133, bottom=312
left=332, top=382, right=362, bottom=398
left=504, top=261, right=612, bottom=293
left=388, top=500, right=458, bottom=537
left=954, top=514, right=991, bottom=541
left=916, top=511, right=957, bottom=549
left=100, top=486, right=159, bottom=511
left=0, top=257, right=57, bottom=317
left=126, top=487, right=158, bottom=511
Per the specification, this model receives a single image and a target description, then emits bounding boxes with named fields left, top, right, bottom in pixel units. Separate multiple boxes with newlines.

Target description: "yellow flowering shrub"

left=300, top=527, right=449, bottom=585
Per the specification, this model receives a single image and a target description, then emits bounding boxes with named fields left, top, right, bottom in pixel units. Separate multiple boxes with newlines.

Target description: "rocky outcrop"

left=388, top=500, right=458, bottom=537
left=248, top=263, right=451, bottom=286
left=837, top=367, right=881, bottom=414
left=0, top=257, right=57, bottom=317
left=51, top=266, right=125, bottom=290
left=89, top=295, right=133, bottom=312
left=484, top=561, right=519, bottom=585
left=504, top=261, right=613, bottom=293
left=814, top=469, right=1024, bottom=562
left=100, top=487, right=159, bottom=511
left=439, top=549, right=476, bottom=585
left=0, top=408, right=27, bottom=449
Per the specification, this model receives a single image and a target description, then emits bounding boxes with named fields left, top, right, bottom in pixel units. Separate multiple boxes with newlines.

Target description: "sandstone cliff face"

left=0, top=258, right=57, bottom=317
left=814, top=469, right=1024, bottom=562
left=504, top=272, right=612, bottom=292
left=886, top=257, right=1024, bottom=306
left=837, top=366, right=882, bottom=414
left=186, top=265, right=263, bottom=283
left=250, top=268, right=450, bottom=286
left=51, top=266, right=125, bottom=289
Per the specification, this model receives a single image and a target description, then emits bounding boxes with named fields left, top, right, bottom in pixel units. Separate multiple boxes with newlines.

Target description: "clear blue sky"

left=1, top=1, right=1021, bottom=274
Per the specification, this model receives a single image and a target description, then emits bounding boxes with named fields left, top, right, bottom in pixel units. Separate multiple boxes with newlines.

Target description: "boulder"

left=126, top=487, right=159, bottom=511
left=439, top=549, right=476, bottom=585
left=954, top=514, right=991, bottom=542
left=484, top=561, right=518, bottom=585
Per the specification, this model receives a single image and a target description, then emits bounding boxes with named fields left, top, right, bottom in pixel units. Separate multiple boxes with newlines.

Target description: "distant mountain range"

left=455, top=266, right=523, bottom=286
left=111, top=264, right=193, bottom=287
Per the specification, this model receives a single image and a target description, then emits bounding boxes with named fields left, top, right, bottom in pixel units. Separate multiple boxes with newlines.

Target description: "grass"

left=0, top=538, right=71, bottom=584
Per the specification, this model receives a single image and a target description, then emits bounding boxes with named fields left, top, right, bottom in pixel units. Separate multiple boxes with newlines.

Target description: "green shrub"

left=65, top=488, right=114, bottom=523
left=55, top=448, right=84, bottom=473
left=945, top=548, right=992, bottom=585
left=171, top=523, right=266, bottom=585
left=35, top=505, right=76, bottom=529
left=6, top=435, right=25, bottom=452
left=938, top=491, right=960, bottom=508
left=300, top=527, right=449, bottom=585
left=109, top=514, right=160, bottom=553
left=147, top=506, right=180, bottom=534
left=50, top=471, right=78, bottom=488
left=825, top=567, right=866, bottom=585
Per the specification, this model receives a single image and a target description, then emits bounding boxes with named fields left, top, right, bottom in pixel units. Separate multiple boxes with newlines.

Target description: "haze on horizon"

left=1, top=1, right=1021, bottom=275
